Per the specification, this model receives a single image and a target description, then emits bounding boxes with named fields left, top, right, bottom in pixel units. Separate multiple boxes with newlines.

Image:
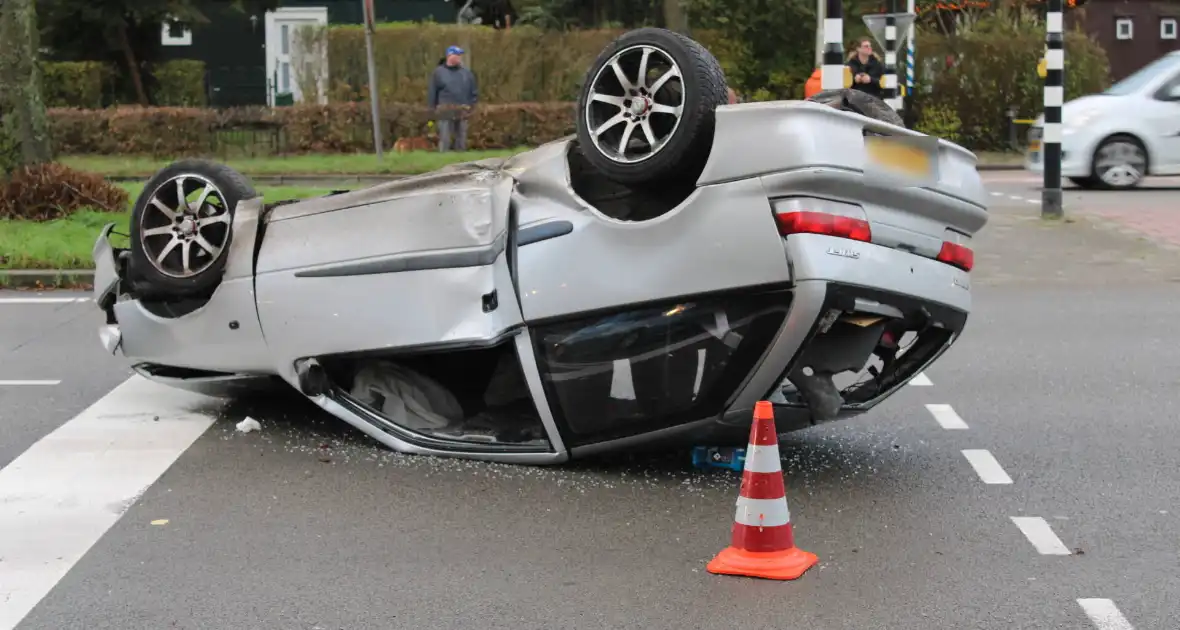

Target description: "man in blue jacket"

left=428, top=45, right=479, bottom=152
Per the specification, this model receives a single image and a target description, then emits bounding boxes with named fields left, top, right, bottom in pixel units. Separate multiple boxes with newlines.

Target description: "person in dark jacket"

left=846, top=38, right=884, bottom=98
left=428, top=45, right=479, bottom=152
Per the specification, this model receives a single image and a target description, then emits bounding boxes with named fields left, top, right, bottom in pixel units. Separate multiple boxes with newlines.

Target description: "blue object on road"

left=691, top=446, right=746, bottom=472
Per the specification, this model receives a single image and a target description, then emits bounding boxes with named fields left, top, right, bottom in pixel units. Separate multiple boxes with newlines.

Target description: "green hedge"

left=152, top=60, right=208, bottom=107
left=40, top=62, right=111, bottom=109
left=40, top=60, right=208, bottom=108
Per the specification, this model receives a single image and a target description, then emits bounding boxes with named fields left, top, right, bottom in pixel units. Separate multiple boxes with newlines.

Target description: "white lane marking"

left=908, top=372, right=933, bottom=386
left=1078, top=599, right=1135, bottom=630
left=1027, top=199, right=1040, bottom=204
left=1008, top=195, right=1023, bottom=201
left=961, top=449, right=1013, bottom=484
left=990, top=191, right=1004, bottom=197
left=0, top=380, right=61, bottom=386
left=0, top=375, right=222, bottom=630
left=0, top=297, right=90, bottom=304
left=926, top=404, right=968, bottom=429
left=1010, top=516, right=1071, bottom=555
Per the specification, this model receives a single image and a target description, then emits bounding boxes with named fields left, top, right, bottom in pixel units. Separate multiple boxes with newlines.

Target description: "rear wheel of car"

left=574, top=27, right=729, bottom=187
left=805, top=89, right=905, bottom=128
left=1089, top=134, right=1147, bottom=190
left=128, top=159, right=256, bottom=299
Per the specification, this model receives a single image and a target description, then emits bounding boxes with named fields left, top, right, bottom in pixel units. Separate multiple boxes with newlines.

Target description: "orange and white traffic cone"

left=706, top=400, right=819, bottom=581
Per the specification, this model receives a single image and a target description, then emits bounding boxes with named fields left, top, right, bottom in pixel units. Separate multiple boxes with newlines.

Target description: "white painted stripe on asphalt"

left=742, top=443, right=782, bottom=474
left=1011, top=516, right=1071, bottom=555
left=990, top=191, right=1004, bottom=196
left=0, top=297, right=90, bottom=304
left=1078, top=599, right=1135, bottom=630
left=734, top=496, right=790, bottom=528
left=0, top=380, right=61, bottom=386
left=0, top=375, right=222, bottom=630
left=961, top=449, right=1013, bottom=484
left=908, top=372, right=932, bottom=386
left=926, top=404, right=968, bottom=429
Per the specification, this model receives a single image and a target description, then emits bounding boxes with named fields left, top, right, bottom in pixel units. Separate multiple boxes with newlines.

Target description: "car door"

left=1147, top=69, right=1180, bottom=172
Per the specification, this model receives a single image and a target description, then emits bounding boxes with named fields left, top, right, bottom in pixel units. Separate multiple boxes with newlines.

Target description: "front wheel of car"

left=127, top=159, right=257, bottom=299
left=1089, top=134, right=1147, bottom=190
left=574, top=27, right=729, bottom=187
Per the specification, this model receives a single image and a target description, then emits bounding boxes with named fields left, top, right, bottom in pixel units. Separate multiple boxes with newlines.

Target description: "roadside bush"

left=152, top=60, right=208, bottom=107
left=911, top=8, right=1110, bottom=151
left=47, top=102, right=577, bottom=155
left=41, top=62, right=111, bottom=109
left=0, top=162, right=129, bottom=221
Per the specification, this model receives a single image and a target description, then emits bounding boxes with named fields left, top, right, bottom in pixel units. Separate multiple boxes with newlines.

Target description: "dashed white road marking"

left=1078, top=599, right=1135, bottom=630
left=908, top=372, right=933, bottom=386
left=1008, top=195, right=1023, bottom=201
left=990, top=191, right=1004, bottom=197
left=1010, top=516, right=1071, bottom=555
left=926, top=404, right=968, bottom=429
left=1026, top=199, right=1040, bottom=204
left=0, top=297, right=90, bottom=304
left=961, top=449, right=1013, bottom=484
left=0, top=375, right=222, bottom=630
left=0, top=380, right=61, bottom=386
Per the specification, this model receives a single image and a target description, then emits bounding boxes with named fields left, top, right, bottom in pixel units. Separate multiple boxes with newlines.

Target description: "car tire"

left=127, top=159, right=257, bottom=299
left=1088, top=134, right=1147, bottom=190
left=806, top=88, right=905, bottom=128
left=574, top=27, right=729, bottom=187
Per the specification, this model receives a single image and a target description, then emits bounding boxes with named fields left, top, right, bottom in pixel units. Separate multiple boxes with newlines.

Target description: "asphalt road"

left=2, top=178, right=1176, bottom=630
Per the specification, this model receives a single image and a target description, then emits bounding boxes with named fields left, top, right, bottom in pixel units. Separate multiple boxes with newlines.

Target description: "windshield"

left=1104, top=54, right=1180, bottom=96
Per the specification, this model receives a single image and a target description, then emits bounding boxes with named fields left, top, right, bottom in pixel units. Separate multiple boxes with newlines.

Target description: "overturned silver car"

left=91, top=28, right=988, bottom=464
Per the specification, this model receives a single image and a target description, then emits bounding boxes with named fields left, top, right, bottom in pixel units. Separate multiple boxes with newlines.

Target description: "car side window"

left=1154, top=70, right=1180, bottom=101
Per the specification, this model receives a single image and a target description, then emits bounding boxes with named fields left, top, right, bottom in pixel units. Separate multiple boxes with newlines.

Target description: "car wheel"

left=128, top=159, right=256, bottom=299
left=574, top=27, right=728, bottom=187
left=1090, top=134, right=1147, bottom=190
left=806, top=89, right=905, bottom=128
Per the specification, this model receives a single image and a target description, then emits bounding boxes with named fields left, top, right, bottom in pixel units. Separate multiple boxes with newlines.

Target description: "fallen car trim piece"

left=294, top=230, right=508, bottom=278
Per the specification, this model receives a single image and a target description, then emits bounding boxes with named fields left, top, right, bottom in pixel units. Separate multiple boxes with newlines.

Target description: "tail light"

left=772, top=197, right=871, bottom=243
left=937, top=241, right=974, bottom=271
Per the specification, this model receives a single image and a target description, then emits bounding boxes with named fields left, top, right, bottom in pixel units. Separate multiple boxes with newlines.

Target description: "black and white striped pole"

left=884, top=0, right=900, bottom=110
left=822, top=0, right=844, bottom=90
left=1042, top=0, right=1064, bottom=218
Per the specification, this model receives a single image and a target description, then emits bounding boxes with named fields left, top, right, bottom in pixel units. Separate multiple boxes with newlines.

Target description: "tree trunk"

left=0, top=0, right=53, bottom=173
left=662, top=0, right=689, bottom=34
left=116, top=20, right=150, bottom=106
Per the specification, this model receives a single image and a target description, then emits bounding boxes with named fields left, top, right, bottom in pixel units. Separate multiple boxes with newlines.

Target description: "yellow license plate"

left=1028, top=140, right=1041, bottom=152
left=865, top=135, right=934, bottom=178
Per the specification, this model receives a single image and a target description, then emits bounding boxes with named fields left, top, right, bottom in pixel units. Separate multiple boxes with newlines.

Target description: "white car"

left=1025, top=50, right=1180, bottom=189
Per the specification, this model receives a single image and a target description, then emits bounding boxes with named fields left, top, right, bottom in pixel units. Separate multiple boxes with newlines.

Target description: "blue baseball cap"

left=446, top=45, right=465, bottom=56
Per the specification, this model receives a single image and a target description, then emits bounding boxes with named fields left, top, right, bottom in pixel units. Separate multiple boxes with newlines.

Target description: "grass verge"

left=0, top=183, right=349, bottom=270
left=58, top=149, right=527, bottom=178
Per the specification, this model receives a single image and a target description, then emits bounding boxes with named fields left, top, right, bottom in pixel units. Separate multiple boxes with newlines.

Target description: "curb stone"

left=0, top=270, right=95, bottom=290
